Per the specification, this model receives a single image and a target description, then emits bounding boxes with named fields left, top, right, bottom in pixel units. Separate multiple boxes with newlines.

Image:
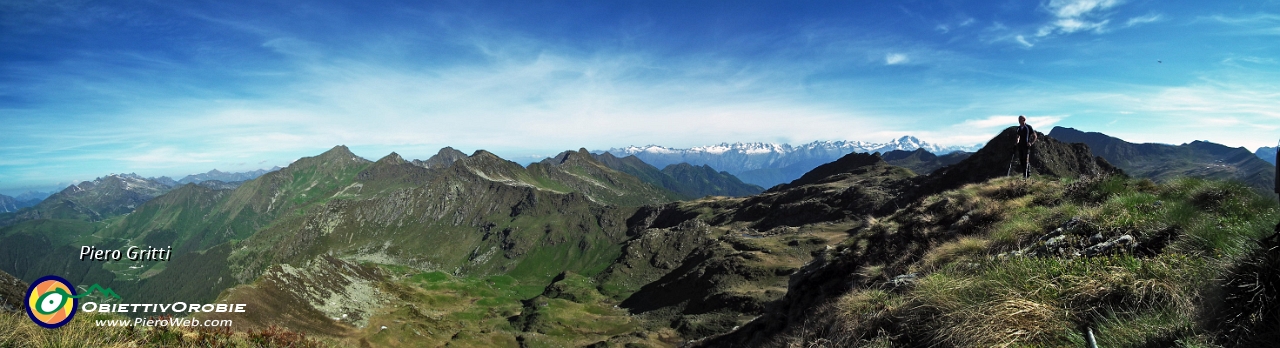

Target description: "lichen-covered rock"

left=0, top=269, right=26, bottom=313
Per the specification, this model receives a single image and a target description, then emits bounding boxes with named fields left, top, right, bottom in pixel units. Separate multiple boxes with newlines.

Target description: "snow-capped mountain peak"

left=602, top=136, right=981, bottom=188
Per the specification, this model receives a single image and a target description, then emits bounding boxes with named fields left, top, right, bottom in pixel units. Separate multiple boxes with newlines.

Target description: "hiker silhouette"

left=1014, top=115, right=1037, bottom=179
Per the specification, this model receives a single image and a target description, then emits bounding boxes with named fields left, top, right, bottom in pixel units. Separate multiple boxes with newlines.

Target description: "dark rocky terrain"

left=0, top=270, right=24, bottom=313
left=881, top=148, right=971, bottom=175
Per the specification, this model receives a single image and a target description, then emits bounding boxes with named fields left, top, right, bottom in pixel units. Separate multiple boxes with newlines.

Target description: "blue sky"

left=2, top=0, right=1279, bottom=194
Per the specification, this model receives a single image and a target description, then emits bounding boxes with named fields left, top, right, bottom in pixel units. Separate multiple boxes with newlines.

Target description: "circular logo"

left=25, top=275, right=78, bottom=329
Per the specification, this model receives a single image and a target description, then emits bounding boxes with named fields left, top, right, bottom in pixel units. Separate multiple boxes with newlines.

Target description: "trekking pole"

left=1007, top=151, right=1017, bottom=177
left=1026, top=143, right=1034, bottom=179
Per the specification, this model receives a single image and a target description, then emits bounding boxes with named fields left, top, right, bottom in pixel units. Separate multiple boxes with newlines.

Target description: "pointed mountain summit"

left=414, top=147, right=468, bottom=169
left=356, top=152, right=434, bottom=191
left=319, top=144, right=357, bottom=158
left=376, top=152, right=407, bottom=165
left=540, top=148, right=596, bottom=166
left=454, top=149, right=534, bottom=184
left=526, top=149, right=683, bottom=205
left=279, top=145, right=372, bottom=178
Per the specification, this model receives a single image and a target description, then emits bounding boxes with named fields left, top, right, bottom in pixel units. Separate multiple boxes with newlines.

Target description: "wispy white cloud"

left=1222, top=56, right=1278, bottom=66
left=956, top=115, right=1067, bottom=130
left=1037, top=0, right=1122, bottom=37
left=96, top=36, right=897, bottom=168
left=1015, top=35, right=1034, bottom=48
left=119, top=147, right=218, bottom=167
left=936, top=17, right=977, bottom=34
left=1201, top=13, right=1280, bottom=25
left=1029, top=81, right=1280, bottom=148
left=885, top=53, right=909, bottom=65
left=1125, top=13, right=1163, bottom=27
left=1038, top=18, right=1110, bottom=36
left=1198, top=13, right=1280, bottom=36
left=898, top=115, right=1066, bottom=148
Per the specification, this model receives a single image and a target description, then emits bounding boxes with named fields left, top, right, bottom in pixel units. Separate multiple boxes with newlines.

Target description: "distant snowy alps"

left=600, top=136, right=980, bottom=188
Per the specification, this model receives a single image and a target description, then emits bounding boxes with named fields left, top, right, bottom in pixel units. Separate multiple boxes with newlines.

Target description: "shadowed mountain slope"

left=594, top=152, right=764, bottom=199
left=532, top=148, right=684, bottom=206
left=882, top=148, right=972, bottom=175
left=593, top=152, right=918, bottom=337
left=696, top=131, right=1275, bottom=347
left=1257, top=146, right=1277, bottom=165
left=1050, top=126, right=1276, bottom=194
left=661, top=163, right=765, bottom=198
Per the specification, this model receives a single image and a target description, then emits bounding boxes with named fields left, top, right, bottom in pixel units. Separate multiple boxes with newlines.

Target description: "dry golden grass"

left=917, top=236, right=989, bottom=273
left=935, top=297, right=1072, bottom=348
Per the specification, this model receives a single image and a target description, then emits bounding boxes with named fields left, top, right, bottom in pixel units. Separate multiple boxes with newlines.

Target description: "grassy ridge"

left=330, top=267, right=671, bottom=347
left=762, top=175, right=1278, bottom=347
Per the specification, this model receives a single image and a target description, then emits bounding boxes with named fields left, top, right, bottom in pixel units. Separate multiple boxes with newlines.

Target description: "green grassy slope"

left=710, top=175, right=1279, bottom=347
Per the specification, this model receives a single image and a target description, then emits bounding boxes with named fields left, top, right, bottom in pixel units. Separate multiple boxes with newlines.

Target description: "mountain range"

left=3, top=127, right=1278, bottom=346
left=1049, top=126, right=1276, bottom=194
left=176, top=167, right=282, bottom=185
left=0, top=191, right=51, bottom=213
left=0, top=173, right=174, bottom=226
left=0, top=145, right=751, bottom=306
left=592, top=152, right=764, bottom=198
left=602, top=136, right=981, bottom=188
